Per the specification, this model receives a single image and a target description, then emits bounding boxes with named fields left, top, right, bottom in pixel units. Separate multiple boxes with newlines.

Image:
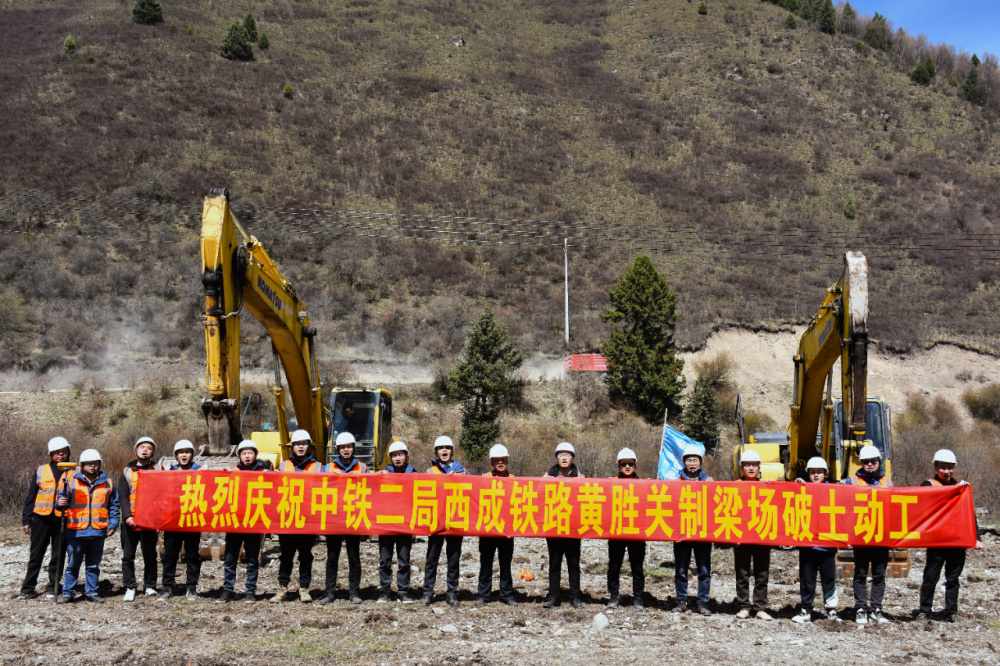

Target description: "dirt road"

left=3, top=526, right=998, bottom=664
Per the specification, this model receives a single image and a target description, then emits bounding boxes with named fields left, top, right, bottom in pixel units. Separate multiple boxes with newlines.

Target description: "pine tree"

left=448, top=306, right=526, bottom=462
left=925, top=55, right=936, bottom=78
left=817, top=0, right=836, bottom=35
left=219, top=22, right=253, bottom=61
left=601, top=255, right=686, bottom=422
left=258, top=32, right=269, bottom=49
left=910, top=64, right=931, bottom=85
left=844, top=196, right=856, bottom=220
left=799, top=0, right=813, bottom=22
left=785, top=13, right=797, bottom=29
left=62, top=35, right=76, bottom=54
left=131, top=0, right=163, bottom=25
left=864, top=12, right=891, bottom=51
left=243, top=12, right=258, bottom=43
left=681, top=374, right=721, bottom=451
left=964, top=55, right=984, bottom=104
left=839, top=1, right=858, bottom=35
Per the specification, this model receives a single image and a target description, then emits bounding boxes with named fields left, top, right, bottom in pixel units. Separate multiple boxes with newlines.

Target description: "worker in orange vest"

left=56, top=449, right=119, bottom=603
left=272, top=429, right=322, bottom=603
left=119, top=436, right=158, bottom=602
left=914, top=449, right=983, bottom=622
left=319, top=432, right=369, bottom=606
left=477, top=444, right=517, bottom=607
left=422, top=436, right=468, bottom=607
left=18, top=436, right=72, bottom=600
left=841, top=444, right=892, bottom=625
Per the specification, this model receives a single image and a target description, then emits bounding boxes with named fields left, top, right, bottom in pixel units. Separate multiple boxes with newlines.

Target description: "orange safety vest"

left=483, top=471, right=515, bottom=478
left=65, top=476, right=114, bottom=531
left=926, top=478, right=944, bottom=486
left=128, top=468, right=141, bottom=513
left=328, top=459, right=368, bottom=474
left=33, top=464, right=67, bottom=517
left=280, top=459, right=322, bottom=473
left=848, top=474, right=889, bottom=487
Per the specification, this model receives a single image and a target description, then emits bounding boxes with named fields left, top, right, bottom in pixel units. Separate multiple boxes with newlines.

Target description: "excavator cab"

left=328, top=388, right=392, bottom=470
left=832, top=397, right=893, bottom=481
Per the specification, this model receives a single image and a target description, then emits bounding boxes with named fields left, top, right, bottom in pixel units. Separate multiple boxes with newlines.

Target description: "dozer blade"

left=836, top=548, right=910, bottom=578
left=201, top=398, right=239, bottom=456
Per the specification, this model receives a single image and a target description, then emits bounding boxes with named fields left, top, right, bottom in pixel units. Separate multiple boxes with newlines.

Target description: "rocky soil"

left=2, top=525, right=999, bottom=665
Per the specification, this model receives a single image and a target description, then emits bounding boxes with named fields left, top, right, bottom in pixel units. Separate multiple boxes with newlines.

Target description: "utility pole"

left=564, top=238, right=569, bottom=346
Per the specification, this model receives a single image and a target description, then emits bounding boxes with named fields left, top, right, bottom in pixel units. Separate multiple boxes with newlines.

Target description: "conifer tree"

left=925, top=55, right=936, bottom=78
left=243, top=12, right=258, bottom=43
left=817, top=0, right=836, bottom=34
left=448, top=306, right=525, bottom=461
left=681, top=374, right=721, bottom=451
left=132, top=0, right=163, bottom=25
left=964, top=55, right=984, bottom=104
left=601, top=255, right=685, bottom=422
left=219, top=21, right=253, bottom=61
left=864, top=12, right=891, bottom=50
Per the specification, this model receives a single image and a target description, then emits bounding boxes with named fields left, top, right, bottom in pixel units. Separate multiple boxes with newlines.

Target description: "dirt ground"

left=3, top=524, right=999, bottom=665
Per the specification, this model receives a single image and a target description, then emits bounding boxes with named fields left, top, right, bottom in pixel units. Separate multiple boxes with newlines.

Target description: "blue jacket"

left=237, top=460, right=270, bottom=472
left=59, top=471, right=120, bottom=538
left=388, top=464, right=416, bottom=474
left=166, top=462, right=202, bottom=471
left=679, top=469, right=712, bottom=482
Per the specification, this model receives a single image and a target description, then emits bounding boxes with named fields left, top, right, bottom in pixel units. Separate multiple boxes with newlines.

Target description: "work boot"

left=672, top=599, right=688, bottom=614
left=217, top=590, right=233, bottom=603
left=736, top=609, right=751, bottom=620
left=16, top=591, right=37, bottom=601
left=377, top=592, right=392, bottom=604
left=85, top=595, right=105, bottom=604
left=349, top=594, right=363, bottom=605
left=421, top=593, right=433, bottom=606
left=318, top=592, right=336, bottom=606
left=632, top=597, right=644, bottom=610
left=697, top=603, right=712, bottom=617
left=501, top=597, right=518, bottom=607
left=271, top=586, right=291, bottom=603
left=56, top=595, right=72, bottom=604
left=123, top=588, right=136, bottom=603
left=186, top=588, right=198, bottom=601
left=399, top=592, right=414, bottom=604
left=606, top=595, right=620, bottom=609
left=792, top=608, right=811, bottom=624
left=571, top=597, right=583, bottom=609
left=446, top=593, right=459, bottom=608
left=300, top=590, right=313, bottom=604
left=244, top=592, right=256, bottom=604
left=755, top=610, right=772, bottom=621
left=942, top=614, right=957, bottom=623
left=542, top=596, right=559, bottom=609
left=911, top=610, right=929, bottom=621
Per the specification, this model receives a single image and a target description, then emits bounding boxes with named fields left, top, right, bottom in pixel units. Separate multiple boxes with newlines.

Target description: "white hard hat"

left=237, top=439, right=258, bottom=453
left=173, top=439, right=195, bottom=454
left=47, top=436, right=70, bottom=453
left=79, top=449, right=102, bottom=464
left=290, top=429, right=312, bottom=444
left=388, top=440, right=409, bottom=455
left=617, top=447, right=637, bottom=462
left=489, top=444, right=510, bottom=459
left=681, top=445, right=703, bottom=460
left=933, top=449, right=957, bottom=465
left=740, top=449, right=762, bottom=464
left=858, top=444, right=882, bottom=461
left=555, top=442, right=575, bottom=456
left=335, top=432, right=356, bottom=448
left=134, top=436, right=156, bottom=452
left=805, top=456, right=829, bottom=471
left=433, top=436, right=455, bottom=450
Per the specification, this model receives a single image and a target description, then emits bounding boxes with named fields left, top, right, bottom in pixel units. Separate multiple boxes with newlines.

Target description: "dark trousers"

left=799, top=548, right=837, bottom=610
left=20, top=514, right=64, bottom=596
left=223, top=533, right=262, bottom=594
left=853, top=547, right=889, bottom=611
left=607, top=539, right=645, bottom=599
left=121, top=525, right=158, bottom=590
left=546, top=537, right=582, bottom=600
left=379, top=535, right=412, bottom=593
left=919, top=548, right=966, bottom=616
left=325, top=534, right=362, bottom=596
left=277, top=534, right=316, bottom=589
left=674, top=541, right=712, bottom=604
left=162, top=531, right=202, bottom=590
left=478, top=536, right=515, bottom=601
left=423, top=535, right=463, bottom=595
left=734, top=544, right=771, bottom=611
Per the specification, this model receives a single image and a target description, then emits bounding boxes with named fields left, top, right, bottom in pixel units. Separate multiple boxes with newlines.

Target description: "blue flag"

left=657, top=424, right=705, bottom=480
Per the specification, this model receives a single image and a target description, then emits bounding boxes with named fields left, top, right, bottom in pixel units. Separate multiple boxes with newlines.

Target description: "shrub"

left=132, top=0, right=163, bottom=25
left=601, top=255, right=685, bottom=423
left=844, top=195, right=856, bottom=219
left=243, top=13, right=258, bottom=43
left=283, top=83, right=293, bottom=98
left=258, top=32, right=269, bottom=49
left=963, top=383, right=1000, bottom=426
left=910, top=64, right=931, bottom=85
left=169, top=21, right=176, bottom=31
left=62, top=35, right=76, bottom=54
left=220, top=22, right=254, bottom=61
left=186, top=26, right=193, bottom=35
left=697, top=3, right=708, bottom=15
left=784, top=13, right=796, bottom=29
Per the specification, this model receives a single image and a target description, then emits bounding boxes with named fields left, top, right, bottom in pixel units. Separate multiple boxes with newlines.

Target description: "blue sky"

left=845, top=1, right=999, bottom=58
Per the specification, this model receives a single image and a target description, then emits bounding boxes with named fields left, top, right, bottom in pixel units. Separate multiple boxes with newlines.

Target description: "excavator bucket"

left=201, top=398, right=239, bottom=456
left=835, top=548, right=910, bottom=578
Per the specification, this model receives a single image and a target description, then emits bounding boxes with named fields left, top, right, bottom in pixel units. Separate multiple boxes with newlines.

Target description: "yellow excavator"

left=200, top=188, right=396, bottom=465
left=733, top=251, right=908, bottom=576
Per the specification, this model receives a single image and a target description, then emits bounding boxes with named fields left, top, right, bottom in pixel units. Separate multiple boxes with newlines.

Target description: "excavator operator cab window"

left=332, top=392, right=376, bottom=444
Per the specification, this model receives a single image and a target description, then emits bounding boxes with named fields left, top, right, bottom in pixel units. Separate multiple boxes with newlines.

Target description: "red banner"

left=132, top=471, right=977, bottom=548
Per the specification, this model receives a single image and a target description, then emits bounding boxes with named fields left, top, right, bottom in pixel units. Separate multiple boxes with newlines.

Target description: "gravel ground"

left=2, top=526, right=999, bottom=665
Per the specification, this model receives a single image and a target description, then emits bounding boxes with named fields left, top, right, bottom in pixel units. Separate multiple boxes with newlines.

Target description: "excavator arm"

left=200, top=189, right=327, bottom=458
left=788, top=251, right=869, bottom=480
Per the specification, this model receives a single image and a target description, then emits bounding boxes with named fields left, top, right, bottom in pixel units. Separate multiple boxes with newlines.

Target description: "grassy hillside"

left=1, top=0, right=1000, bottom=375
